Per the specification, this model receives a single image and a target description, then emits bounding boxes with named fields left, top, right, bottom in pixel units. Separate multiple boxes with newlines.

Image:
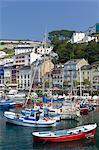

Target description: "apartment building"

left=64, top=59, right=88, bottom=91
left=14, top=51, right=41, bottom=66
left=0, top=66, right=4, bottom=85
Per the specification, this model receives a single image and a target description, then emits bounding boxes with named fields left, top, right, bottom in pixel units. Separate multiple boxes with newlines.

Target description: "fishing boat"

left=6, top=89, right=26, bottom=100
left=21, top=107, right=61, bottom=122
left=0, top=99, right=15, bottom=110
left=4, top=111, right=56, bottom=127
left=32, top=123, right=97, bottom=142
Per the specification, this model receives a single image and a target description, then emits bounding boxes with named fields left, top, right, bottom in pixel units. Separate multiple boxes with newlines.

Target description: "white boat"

left=4, top=111, right=56, bottom=127
left=6, top=90, right=26, bottom=100
left=21, top=107, right=61, bottom=122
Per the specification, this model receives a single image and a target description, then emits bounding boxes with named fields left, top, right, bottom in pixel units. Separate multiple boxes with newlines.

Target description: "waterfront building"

left=51, top=64, right=64, bottom=89
left=18, top=66, right=31, bottom=90
left=0, top=65, right=4, bottom=85
left=77, top=61, right=99, bottom=95
left=77, top=65, right=91, bottom=83
left=18, top=58, right=54, bottom=91
left=64, top=58, right=88, bottom=92
left=4, top=63, right=18, bottom=90
left=91, top=61, right=99, bottom=92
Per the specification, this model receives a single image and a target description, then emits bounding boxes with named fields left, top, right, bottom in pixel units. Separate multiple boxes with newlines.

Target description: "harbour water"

left=0, top=109, right=99, bottom=150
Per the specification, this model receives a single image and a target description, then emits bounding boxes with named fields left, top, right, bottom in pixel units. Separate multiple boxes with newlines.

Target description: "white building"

left=37, top=44, right=53, bottom=55
left=4, top=67, right=11, bottom=85
left=85, top=23, right=99, bottom=36
left=0, top=39, right=41, bottom=50
left=14, top=42, right=53, bottom=55
left=70, top=32, right=85, bottom=44
left=0, top=58, right=14, bottom=65
left=80, top=35, right=96, bottom=43
left=14, top=44, right=35, bottom=55
left=14, top=51, right=42, bottom=66
left=0, top=51, right=7, bottom=58
left=70, top=32, right=96, bottom=44
left=18, top=66, right=31, bottom=90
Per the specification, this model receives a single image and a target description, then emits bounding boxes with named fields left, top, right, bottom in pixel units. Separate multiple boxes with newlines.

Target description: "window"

left=28, top=80, right=30, bottom=86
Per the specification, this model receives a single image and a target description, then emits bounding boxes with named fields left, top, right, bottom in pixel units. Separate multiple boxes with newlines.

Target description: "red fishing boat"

left=32, top=123, right=97, bottom=142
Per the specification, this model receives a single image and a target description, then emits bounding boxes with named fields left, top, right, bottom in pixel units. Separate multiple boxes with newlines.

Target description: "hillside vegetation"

left=0, top=49, right=14, bottom=58
left=48, top=30, right=99, bottom=64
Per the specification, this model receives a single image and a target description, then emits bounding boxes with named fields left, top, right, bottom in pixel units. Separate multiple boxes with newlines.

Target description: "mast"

left=42, top=32, right=46, bottom=94
left=24, top=61, right=38, bottom=106
left=79, top=68, right=82, bottom=97
left=49, top=52, right=52, bottom=95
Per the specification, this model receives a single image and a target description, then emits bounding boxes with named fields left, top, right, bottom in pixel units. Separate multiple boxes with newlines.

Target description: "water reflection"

left=0, top=110, right=99, bottom=150
left=33, top=138, right=96, bottom=150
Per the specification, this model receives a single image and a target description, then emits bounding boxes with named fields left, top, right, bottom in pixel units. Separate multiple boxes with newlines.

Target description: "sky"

left=0, top=0, right=99, bottom=41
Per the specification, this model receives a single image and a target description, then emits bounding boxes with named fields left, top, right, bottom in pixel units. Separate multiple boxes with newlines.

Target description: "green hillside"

left=48, top=30, right=99, bottom=64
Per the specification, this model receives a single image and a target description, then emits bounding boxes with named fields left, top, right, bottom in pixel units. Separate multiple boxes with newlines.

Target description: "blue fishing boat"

left=4, top=110, right=56, bottom=127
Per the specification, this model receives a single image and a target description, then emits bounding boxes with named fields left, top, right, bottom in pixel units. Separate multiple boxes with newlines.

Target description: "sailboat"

left=4, top=33, right=57, bottom=127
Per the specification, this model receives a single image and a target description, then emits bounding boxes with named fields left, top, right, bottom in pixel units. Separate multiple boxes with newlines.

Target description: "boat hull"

left=0, top=103, right=15, bottom=110
left=33, top=132, right=86, bottom=142
left=4, top=112, right=56, bottom=127
left=5, top=118, right=56, bottom=127
left=32, top=124, right=97, bottom=142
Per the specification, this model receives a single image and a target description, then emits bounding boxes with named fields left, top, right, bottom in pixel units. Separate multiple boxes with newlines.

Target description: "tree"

left=83, top=79, right=90, bottom=86
left=73, top=80, right=79, bottom=87
left=48, top=29, right=99, bottom=64
left=63, top=80, right=68, bottom=89
left=44, top=80, right=52, bottom=88
left=48, top=30, right=75, bottom=44
left=0, top=42, right=5, bottom=45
